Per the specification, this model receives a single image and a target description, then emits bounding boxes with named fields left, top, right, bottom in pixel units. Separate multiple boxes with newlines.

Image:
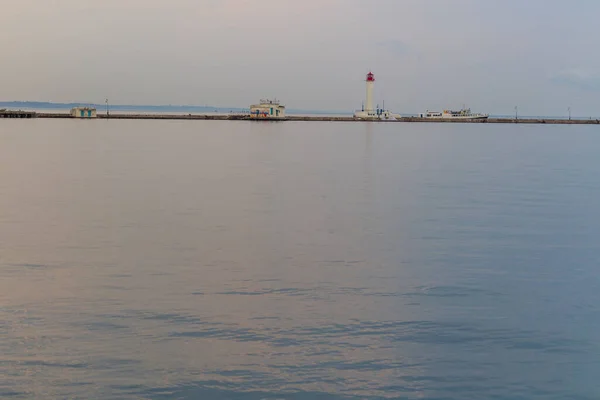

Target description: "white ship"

left=418, top=108, right=488, bottom=120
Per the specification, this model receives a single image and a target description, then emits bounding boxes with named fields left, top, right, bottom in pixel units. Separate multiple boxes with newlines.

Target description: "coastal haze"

left=2, top=120, right=600, bottom=399
left=2, top=0, right=600, bottom=116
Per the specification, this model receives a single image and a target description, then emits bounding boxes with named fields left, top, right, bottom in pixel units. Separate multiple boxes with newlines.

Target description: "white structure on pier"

left=353, top=72, right=400, bottom=120
left=250, top=99, right=285, bottom=119
left=71, top=107, right=97, bottom=118
left=365, top=71, right=375, bottom=114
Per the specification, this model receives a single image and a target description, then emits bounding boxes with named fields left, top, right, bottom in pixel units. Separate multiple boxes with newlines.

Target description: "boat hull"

left=423, top=115, right=489, bottom=120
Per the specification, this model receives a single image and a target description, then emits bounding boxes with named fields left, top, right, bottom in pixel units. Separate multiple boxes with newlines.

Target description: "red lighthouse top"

left=366, top=72, right=375, bottom=82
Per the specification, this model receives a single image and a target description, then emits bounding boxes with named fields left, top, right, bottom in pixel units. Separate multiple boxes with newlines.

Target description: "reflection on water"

left=1, top=120, right=600, bottom=399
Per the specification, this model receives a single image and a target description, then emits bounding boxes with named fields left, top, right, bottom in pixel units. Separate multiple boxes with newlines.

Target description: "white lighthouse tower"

left=353, top=71, right=401, bottom=120
left=365, top=71, right=375, bottom=113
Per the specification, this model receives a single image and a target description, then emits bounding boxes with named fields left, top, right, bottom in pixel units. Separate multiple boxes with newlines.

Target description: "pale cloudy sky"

left=2, top=0, right=599, bottom=115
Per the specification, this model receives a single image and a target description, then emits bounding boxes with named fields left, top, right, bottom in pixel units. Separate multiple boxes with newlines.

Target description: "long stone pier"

left=11, top=112, right=600, bottom=124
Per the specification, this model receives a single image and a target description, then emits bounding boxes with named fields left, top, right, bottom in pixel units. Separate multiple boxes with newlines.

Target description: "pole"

left=106, top=99, right=109, bottom=118
left=515, top=106, right=518, bottom=121
left=568, top=107, right=571, bottom=121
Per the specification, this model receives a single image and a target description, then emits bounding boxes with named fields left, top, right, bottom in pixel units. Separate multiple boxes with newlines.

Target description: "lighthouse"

left=353, top=71, right=401, bottom=120
left=365, top=71, right=375, bottom=113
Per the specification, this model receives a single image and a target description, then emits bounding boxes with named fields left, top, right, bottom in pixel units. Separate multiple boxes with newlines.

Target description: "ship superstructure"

left=418, top=108, right=488, bottom=120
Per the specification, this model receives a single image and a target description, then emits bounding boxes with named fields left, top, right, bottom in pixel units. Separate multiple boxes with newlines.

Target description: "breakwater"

left=401, top=117, right=600, bottom=124
left=20, top=112, right=600, bottom=124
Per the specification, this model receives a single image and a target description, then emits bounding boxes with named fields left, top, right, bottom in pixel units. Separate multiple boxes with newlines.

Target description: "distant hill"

left=0, top=101, right=350, bottom=116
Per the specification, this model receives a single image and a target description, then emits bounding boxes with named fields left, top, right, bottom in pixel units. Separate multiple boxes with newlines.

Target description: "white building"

left=250, top=99, right=285, bottom=119
left=353, top=72, right=400, bottom=120
left=71, top=107, right=97, bottom=118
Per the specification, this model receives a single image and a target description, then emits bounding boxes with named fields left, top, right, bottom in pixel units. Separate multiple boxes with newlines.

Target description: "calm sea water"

left=1, top=120, right=599, bottom=399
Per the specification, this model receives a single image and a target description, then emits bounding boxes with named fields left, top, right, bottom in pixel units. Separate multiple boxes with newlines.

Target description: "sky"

left=1, top=0, right=599, bottom=116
